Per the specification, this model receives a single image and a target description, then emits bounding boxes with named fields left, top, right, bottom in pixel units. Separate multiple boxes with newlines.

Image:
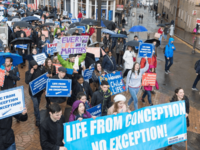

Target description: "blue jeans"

left=31, top=95, right=42, bottom=121
left=192, top=74, right=200, bottom=88
left=142, top=90, right=152, bottom=104
left=159, top=35, right=162, bottom=45
left=128, top=87, right=140, bottom=110
left=163, top=34, right=167, bottom=40
left=78, top=18, right=81, bottom=22
left=165, top=56, right=173, bottom=72
left=6, top=143, right=16, bottom=150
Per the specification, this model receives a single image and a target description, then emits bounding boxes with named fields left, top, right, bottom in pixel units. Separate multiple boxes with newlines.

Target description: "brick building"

left=158, top=0, right=200, bottom=32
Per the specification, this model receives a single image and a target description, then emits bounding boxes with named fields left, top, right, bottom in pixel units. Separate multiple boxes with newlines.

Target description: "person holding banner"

left=0, top=107, right=28, bottom=150
left=91, top=80, right=112, bottom=116
left=23, top=48, right=38, bottom=70
left=107, top=94, right=130, bottom=115
left=40, top=103, right=67, bottom=150
left=0, top=57, right=20, bottom=90
left=92, top=63, right=107, bottom=91
left=126, top=57, right=149, bottom=110
left=165, top=87, right=190, bottom=150
left=69, top=100, right=96, bottom=122
left=25, top=60, right=46, bottom=127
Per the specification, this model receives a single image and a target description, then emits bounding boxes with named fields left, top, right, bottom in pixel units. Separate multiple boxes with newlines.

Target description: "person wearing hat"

left=25, top=60, right=46, bottom=127
left=107, top=94, right=130, bottom=115
left=48, top=66, right=71, bottom=115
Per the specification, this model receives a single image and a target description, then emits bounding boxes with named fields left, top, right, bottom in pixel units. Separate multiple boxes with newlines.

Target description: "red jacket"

left=89, top=27, right=95, bottom=36
left=140, top=55, right=157, bottom=69
left=158, top=28, right=163, bottom=34
left=78, top=12, right=82, bottom=18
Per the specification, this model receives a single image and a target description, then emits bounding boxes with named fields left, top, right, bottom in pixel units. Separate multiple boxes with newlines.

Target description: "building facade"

left=158, top=0, right=200, bottom=32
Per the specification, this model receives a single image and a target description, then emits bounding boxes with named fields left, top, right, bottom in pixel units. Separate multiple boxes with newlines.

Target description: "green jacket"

left=57, top=53, right=87, bottom=69
left=54, top=27, right=66, bottom=36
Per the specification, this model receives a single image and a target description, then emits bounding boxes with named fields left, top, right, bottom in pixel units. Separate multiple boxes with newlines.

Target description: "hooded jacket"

left=143, top=65, right=159, bottom=91
left=165, top=37, right=176, bottom=58
left=25, top=60, right=46, bottom=97
left=40, top=115, right=65, bottom=150
left=69, top=100, right=92, bottom=122
left=0, top=64, right=20, bottom=90
left=91, top=89, right=112, bottom=116
left=0, top=113, right=28, bottom=150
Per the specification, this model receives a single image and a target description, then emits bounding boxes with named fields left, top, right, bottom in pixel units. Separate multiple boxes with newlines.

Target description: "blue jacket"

left=165, top=37, right=176, bottom=58
left=102, top=55, right=116, bottom=73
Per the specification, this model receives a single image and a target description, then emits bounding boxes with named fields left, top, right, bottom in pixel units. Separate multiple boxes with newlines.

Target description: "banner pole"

left=185, top=140, right=187, bottom=150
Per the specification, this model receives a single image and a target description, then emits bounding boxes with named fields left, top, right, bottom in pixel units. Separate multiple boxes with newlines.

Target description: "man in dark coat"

left=102, top=51, right=116, bottom=73
left=40, top=103, right=67, bottom=150
left=25, top=60, right=46, bottom=127
left=0, top=108, right=28, bottom=150
left=68, top=74, right=93, bottom=106
left=91, top=80, right=112, bottom=116
left=49, top=67, right=70, bottom=115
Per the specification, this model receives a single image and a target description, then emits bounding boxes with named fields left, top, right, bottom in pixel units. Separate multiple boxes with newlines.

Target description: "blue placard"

left=46, top=79, right=72, bottom=97
left=15, top=44, right=28, bottom=49
left=55, top=21, right=60, bottom=27
left=77, top=26, right=86, bottom=33
left=138, top=43, right=154, bottom=58
left=64, top=101, right=187, bottom=150
left=29, top=72, right=48, bottom=95
left=83, top=67, right=95, bottom=80
left=2, top=17, right=7, bottom=22
left=99, top=71, right=126, bottom=95
left=69, top=13, right=72, bottom=18
left=0, top=86, right=25, bottom=120
left=71, top=18, right=78, bottom=23
left=86, top=104, right=101, bottom=116
left=66, top=68, right=73, bottom=75
left=135, top=40, right=143, bottom=50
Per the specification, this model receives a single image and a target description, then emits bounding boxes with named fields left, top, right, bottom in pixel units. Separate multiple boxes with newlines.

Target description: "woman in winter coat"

left=92, top=63, right=107, bottom=91
left=102, top=51, right=117, bottom=73
left=76, top=92, right=91, bottom=109
left=69, top=100, right=96, bottom=122
left=123, top=46, right=136, bottom=77
left=169, top=25, right=174, bottom=37
left=103, top=34, right=111, bottom=50
left=165, top=87, right=189, bottom=150
left=141, top=65, right=159, bottom=105
left=107, top=94, right=130, bottom=115
left=115, top=38, right=124, bottom=68
left=126, top=57, right=149, bottom=110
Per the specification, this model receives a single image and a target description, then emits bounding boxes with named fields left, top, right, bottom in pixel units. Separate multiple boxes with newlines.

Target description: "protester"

left=192, top=59, right=200, bottom=91
left=91, top=80, right=112, bottom=116
left=40, top=103, right=67, bottom=150
left=25, top=60, right=46, bottom=127
left=169, top=24, right=174, bottom=37
left=115, top=38, right=124, bottom=68
left=111, top=27, right=118, bottom=52
left=0, top=57, right=20, bottom=90
left=126, top=57, right=149, bottom=110
left=102, top=51, right=116, bottom=73
left=141, top=65, right=159, bottom=105
left=107, top=94, right=130, bottom=115
left=0, top=107, right=27, bottom=150
left=76, top=92, right=91, bottom=109
left=164, top=37, right=176, bottom=74
left=163, top=26, right=169, bottom=40
left=68, top=74, right=93, bottom=106
left=120, top=27, right=128, bottom=51
left=78, top=10, right=83, bottom=22
left=103, top=34, right=111, bottom=50
left=23, top=47, right=37, bottom=69
left=158, top=27, right=164, bottom=45
left=49, top=67, right=70, bottom=114
left=165, top=87, right=189, bottom=150
left=69, top=100, right=96, bottom=122
left=122, top=17, right=126, bottom=28
left=123, top=46, right=136, bottom=78
left=140, top=51, right=157, bottom=69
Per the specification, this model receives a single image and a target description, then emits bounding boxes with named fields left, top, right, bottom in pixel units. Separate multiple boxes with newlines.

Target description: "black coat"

left=49, top=74, right=69, bottom=103
left=68, top=81, right=93, bottom=106
left=0, top=113, right=28, bottom=150
left=91, top=89, right=112, bottom=116
left=40, top=116, right=65, bottom=150
left=171, top=95, right=190, bottom=127
left=44, top=66, right=56, bottom=76
left=25, top=63, right=46, bottom=97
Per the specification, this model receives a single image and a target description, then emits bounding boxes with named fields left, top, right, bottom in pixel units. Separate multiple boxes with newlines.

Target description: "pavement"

left=11, top=7, right=200, bottom=150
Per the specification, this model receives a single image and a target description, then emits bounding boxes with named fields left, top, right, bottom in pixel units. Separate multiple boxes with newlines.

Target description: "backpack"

left=163, top=44, right=169, bottom=54
left=194, top=60, right=200, bottom=70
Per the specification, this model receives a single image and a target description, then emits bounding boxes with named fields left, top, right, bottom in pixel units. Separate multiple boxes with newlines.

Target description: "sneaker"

left=165, top=71, right=168, bottom=74
left=151, top=91, right=156, bottom=94
left=192, top=88, right=198, bottom=91
left=167, top=70, right=170, bottom=73
left=141, top=99, right=145, bottom=104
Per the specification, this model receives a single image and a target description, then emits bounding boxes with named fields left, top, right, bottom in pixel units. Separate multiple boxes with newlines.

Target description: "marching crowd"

left=0, top=4, right=190, bottom=150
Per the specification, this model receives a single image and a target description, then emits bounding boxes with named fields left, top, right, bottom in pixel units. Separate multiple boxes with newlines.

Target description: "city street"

left=10, top=7, right=200, bottom=150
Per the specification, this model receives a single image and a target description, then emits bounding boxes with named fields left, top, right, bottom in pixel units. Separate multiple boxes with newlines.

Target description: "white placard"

left=33, top=53, right=47, bottom=65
